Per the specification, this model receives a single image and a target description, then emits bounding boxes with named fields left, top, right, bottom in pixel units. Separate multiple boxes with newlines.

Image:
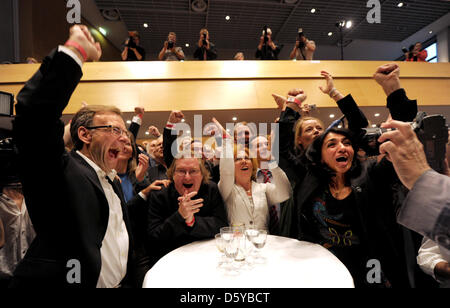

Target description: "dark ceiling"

left=93, top=0, right=450, bottom=59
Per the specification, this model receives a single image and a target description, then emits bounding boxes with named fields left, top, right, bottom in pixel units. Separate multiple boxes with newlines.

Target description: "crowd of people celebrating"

left=0, top=25, right=448, bottom=289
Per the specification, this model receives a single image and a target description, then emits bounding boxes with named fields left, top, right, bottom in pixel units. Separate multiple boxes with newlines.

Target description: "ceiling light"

left=232, top=117, right=237, bottom=121
left=185, top=43, right=190, bottom=47
left=345, top=21, right=352, bottom=29
left=397, top=2, right=404, bottom=8
left=143, top=23, right=148, bottom=28
left=98, top=27, right=107, bottom=36
left=429, top=30, right=433, bottom=34
left=374, top=113, right=380, bottom=117
left=225, top=15, right=230, bottom=20
left=328, top=32, right=333, bottom=36
left=329, top=114, right=335, bottom=119
left=126, top=120, right=132, bottom=124
left=311, top=8, right=316, bottom=13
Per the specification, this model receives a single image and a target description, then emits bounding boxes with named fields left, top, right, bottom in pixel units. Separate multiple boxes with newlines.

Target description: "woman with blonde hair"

left=216, top=121, right=292, bottom=230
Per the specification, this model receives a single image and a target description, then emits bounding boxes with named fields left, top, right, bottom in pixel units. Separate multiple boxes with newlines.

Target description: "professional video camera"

left=298, top=28, right=305, bottom=49
left=360, top=112, right=449, bottom=174
left=0, top=91, right=20, bottom=188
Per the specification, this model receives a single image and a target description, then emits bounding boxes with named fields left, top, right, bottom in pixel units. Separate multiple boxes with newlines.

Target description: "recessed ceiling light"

left=143, top=23, right=148, bottom=28
left=185, top=43, right=190, bottom=47
left=232, top=117, right=237, bottom=121
left=311, top=8, right=316, bottom=13
left=328, top=32, right=333, bottom=36
left=374, top=113, right=380, bottom=117
left=429, top=30, right=433, bottom=34
left=329, top=114, right=335, bottom=119
left=397, top=2, right=404, bottom=8
left=225, top=15, right=230, bottom=20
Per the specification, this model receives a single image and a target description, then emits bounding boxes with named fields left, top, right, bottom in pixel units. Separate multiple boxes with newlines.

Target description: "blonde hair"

left=294, top=116, right=324, bottom=151
left=234, top=145, right=258, bottom=181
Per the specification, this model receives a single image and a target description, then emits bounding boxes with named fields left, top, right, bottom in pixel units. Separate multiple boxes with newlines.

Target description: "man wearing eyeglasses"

left=147, top=154, right=228, bottom=265
left=11, top=25, right=138, bottom=288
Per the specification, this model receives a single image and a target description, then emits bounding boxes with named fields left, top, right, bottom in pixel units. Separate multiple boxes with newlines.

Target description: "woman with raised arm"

left=213, top=119, right=292, bottom=230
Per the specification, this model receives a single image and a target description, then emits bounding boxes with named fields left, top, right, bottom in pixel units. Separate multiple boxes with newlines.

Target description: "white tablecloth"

left=143, top=235, right=354, bottom=288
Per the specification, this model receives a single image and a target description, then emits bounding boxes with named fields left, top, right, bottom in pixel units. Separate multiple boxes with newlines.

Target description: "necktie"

left=260, top=169, right=279, bottom=234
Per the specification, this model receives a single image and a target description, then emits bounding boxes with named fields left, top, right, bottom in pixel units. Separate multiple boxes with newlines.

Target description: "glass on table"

left=215, top=233, right=227, bottom=268
left=251, top=229, right=267, bottom=263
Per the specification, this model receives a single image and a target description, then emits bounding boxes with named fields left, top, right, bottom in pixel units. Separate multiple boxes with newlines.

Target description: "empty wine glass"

left=251, top=229, right=267, bottom=263
left=215, top=233, right=226, bottom=267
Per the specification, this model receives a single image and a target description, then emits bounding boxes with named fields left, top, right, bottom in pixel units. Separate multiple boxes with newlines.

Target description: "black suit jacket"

left=11, top=49, right=135, bottom=288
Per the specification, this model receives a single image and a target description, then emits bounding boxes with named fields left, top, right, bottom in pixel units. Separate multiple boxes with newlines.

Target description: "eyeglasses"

left=85, top=125, right=130, bottom=138
left=174, top=169, right=201, bottom=176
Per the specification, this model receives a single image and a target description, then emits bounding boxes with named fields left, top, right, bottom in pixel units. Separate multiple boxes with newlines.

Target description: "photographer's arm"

left=158, top=42, right=168, bottom=60
left=121, top=46, right=128, bottom=61
left=130, top=47, right=143, bottom=61
left=289, top=42, right=298, bottom=59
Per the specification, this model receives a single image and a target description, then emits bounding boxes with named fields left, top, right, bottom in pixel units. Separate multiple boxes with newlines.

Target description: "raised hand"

left=168, top=110, right=184, bottom=124
left=135, top=153, right=150, bottom=182
left=373, top=63, right=401, bottom=96
left=318, top=71, right=335, bottom=95
left=68, top=25, right=102, bottom=62
left=272, top=94, right=286, bottom=110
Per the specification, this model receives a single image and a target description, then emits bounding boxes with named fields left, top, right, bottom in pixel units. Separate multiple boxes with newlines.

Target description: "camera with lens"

left=127, top=36, right=137, bottom=49
left=0, top=91, right=20, bottom=189
left=167, top=40, right=174, bottom=49
left=360, top=112, right=449, bottom=174
left=401, top=44, right=414, bottom=60
left=263, top=25, right=269, bottom=43
left=202, top=32, right=207, bottom=47
left=298, top=28, right=305, bottom=49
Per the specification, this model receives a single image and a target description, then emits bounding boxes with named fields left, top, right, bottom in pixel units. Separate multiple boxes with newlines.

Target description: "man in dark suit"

left=11, top=25, right=136, bottom=288
left=147, top=154, right=228, bottom=264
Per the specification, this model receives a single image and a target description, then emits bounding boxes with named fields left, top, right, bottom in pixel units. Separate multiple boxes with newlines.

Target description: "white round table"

left=143, top=235, right=354, bottom=288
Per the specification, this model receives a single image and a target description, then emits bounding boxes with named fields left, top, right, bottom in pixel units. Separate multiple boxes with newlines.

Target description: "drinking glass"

left=251, top=229, right=267, bottom=263
left=215, top=233, right=226, bottom=267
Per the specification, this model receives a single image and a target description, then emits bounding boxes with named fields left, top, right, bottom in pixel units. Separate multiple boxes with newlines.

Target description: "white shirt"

left=218, top=140, right=292, bottom=230
left=76, top=151, right=129, bottom=288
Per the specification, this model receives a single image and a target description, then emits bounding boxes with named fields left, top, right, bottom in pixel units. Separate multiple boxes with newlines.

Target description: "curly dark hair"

left=304, top=127, right=362, bottom=186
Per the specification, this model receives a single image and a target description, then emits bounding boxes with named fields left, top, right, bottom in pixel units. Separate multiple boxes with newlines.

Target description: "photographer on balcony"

left=404, top=42, right=427, bottom=62
left=158, top=32, right=185, bottom=61
left=256, top=27, right=281, bottom=60
left=121, top=31, right=146, bottom=61
left=193, top=28, right=217, bottom=60
left=289, top=29, right=316, bottom=61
